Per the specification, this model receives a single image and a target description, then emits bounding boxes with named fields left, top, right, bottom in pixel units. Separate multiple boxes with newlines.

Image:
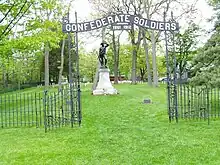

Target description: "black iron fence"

left=0, top=91, right=44, bottom=128
left=0, top=85, right=81, bottom=132
left=169, top=84, right=220, bottom=123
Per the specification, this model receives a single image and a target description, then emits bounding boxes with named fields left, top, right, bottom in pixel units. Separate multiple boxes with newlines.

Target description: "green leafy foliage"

left=80, top=50, right=97, bottom=82
left=191, top=3, right=220, bottom=86
left=40, top=40, right=70, bottom=83
left=104, top=44, right=165, bottom=80
left=165, top=22, right=200, bottom=81
left=191, top=28, right=220, bottom=86
left=175, top=23, right=199, bottom=75
left=0, top=0, right=69, bottom=90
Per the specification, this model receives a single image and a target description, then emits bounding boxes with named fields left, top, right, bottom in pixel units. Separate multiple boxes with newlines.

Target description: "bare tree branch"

left=0, top=2, right=16, bottom=23
left=0, top=0, right=28, bottom=39
left=3, top=2, right=33, bottom=38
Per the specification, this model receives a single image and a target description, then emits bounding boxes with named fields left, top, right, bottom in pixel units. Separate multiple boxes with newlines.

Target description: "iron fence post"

left=43, top=90, right=48, bottom=133
left=75, top=11, right=82, bottom=126
left=67, top=12, right=74, bottom=128
left=163, top=12, right=171, bottom=122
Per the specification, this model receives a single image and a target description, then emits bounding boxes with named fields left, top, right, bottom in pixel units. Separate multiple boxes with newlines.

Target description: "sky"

left=69, top=0, right=215, bottom=52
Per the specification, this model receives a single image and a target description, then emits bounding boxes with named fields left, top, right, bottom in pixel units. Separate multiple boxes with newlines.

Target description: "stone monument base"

left=93, top=68, right=118, bottom=95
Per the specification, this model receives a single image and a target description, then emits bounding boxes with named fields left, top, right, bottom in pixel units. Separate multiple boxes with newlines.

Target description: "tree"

left=118, top=44, right=133, bottom=78
left=142, top=0, right=170, bottom=87
left=190, top=34, right=220, bottom=86
left=33, top=0, right=63, bottom=86
left=0, top=33, right=46, bottom=90
left=58, top=38, right=66, bottom=88
left=88, top=0, right=143, bottom=84
left=190, top=0, right=220, bottom=86
left=80, top=50, right=97, bottom=82
left=58, top=0, right=73, bottom=89
left=137, top=44, right=166, bottom=81
left=111, top=29, right=123, bottom=84
left=89, top=0, right=199, bottom=86
left=175, top=22, right=199, bottom=79
left=103, top=28, right=123, bottom=84
left=142, top=0, right=199, bottom=87
left=0, top=0, right=71, bottom=91
left=142, top=30, right=152, bottom=85
left=121, top=0, right=143, bottom=85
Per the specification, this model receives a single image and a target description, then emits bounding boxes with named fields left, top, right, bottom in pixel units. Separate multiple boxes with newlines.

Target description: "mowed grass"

left=0, top=84, right=220, bottom=165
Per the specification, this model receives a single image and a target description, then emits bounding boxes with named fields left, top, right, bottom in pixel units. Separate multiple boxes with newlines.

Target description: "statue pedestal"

left=93, top=68, right=118, bottom=95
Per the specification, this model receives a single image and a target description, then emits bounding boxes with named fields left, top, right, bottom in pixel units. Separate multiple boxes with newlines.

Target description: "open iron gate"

left=44, top=85, right=81, bottom=132
left=164, top=12, right=219, bottom=124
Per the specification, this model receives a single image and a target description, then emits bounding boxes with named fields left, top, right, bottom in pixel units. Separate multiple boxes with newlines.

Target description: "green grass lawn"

left=0, top=84, right=220, bottom=165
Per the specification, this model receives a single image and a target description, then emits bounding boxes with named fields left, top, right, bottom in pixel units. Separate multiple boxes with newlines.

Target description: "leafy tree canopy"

left=190, top=1, right=220, bottom=86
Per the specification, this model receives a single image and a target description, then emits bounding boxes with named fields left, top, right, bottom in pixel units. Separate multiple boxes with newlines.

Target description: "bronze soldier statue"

left=98, top=42, right=109, bottom=68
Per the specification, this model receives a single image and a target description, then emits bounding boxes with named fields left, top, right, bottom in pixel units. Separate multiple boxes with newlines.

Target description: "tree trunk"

left=130, top=27, right=142, bottom=85
left=44, top=41, right=50, bottom=87
left=151, top=30, right=158, bottom=87
left=117, top=36, right=120, bottom=81
left=140, top=68, right=146, bottom=81
left=131, top=46, right=137, bottom=85
left=3, top=71, right=7, bottom=88
left=142, top=30, right=152, bottom=86
left=40, top=71, right=42, bottom=82
left=58, top=39, right=65, bottom=90
left=6, top=72, right=9, bottom=88
left=44, top=8, right=51, bottom=87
